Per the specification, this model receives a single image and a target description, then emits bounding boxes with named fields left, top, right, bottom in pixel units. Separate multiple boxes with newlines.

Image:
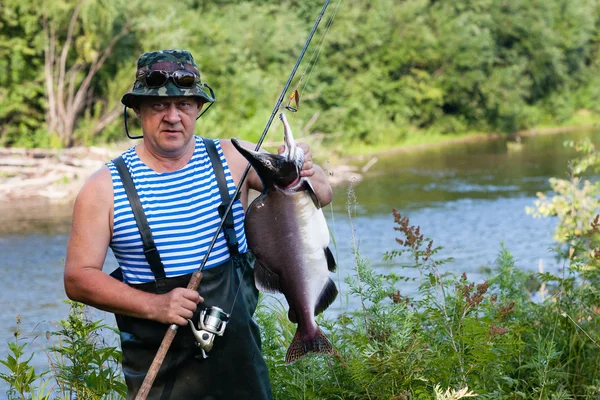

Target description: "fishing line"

left=136, top=2, right=336, bottom=398
left=284, top=0, right=343, bottom=314
left=227, top=0, right=344, bottom=326
left=286, top=0, right=343, bottom=112
left=226, top=1, right=335, bottom=319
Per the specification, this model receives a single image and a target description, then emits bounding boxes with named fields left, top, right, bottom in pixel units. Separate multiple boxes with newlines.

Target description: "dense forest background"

left=3, top=0, right=600, bottom=151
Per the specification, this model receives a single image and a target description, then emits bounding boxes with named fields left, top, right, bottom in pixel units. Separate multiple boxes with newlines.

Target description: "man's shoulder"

left=218, top=139, right=246, bottom=163
left=76, top=165, right=113, bottom=203
left=218, top=138, right=258, bottom=155
left=194, top=136, right=233, bottom=154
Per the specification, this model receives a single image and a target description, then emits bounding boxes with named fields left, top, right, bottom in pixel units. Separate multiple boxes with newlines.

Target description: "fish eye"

left=264, top=160, right=272, bottom=167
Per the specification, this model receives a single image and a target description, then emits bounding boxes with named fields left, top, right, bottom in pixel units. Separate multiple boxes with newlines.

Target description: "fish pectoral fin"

left=254, top=259, right=283, bottom=294
left=314, top=278, right=338, bottom=316
left=324, top=247, right=336, bottom=272
left=304, top=179, right=321, bottom=209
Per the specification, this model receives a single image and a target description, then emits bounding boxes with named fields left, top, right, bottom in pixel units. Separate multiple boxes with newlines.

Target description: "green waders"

left=114, top=252, right=272, bottom=400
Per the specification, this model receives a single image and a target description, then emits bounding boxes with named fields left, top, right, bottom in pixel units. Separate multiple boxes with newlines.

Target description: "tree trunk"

left=42, top=1, right=130, bottom=148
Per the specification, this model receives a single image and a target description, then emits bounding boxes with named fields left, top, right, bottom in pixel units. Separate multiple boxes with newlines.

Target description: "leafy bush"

left=0, top=302, right=125, bottom=400
left=258, top=185, right=600, bottom=398
left=0, top=316, right=50, bottom=400
left=45, top=301, right=126, bottom=399
left=527, top=138, right=600, bottom=276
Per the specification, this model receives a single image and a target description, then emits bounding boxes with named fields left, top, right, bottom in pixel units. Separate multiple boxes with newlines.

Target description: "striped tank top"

left=107, top=136, right=248, bottom=284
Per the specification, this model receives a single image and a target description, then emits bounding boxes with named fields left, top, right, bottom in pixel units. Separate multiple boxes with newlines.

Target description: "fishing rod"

left=134, top=1, right=331, bottom=398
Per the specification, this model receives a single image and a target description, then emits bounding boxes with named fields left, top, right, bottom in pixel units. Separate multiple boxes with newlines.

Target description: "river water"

left=0, top=129, right=598, bottom=388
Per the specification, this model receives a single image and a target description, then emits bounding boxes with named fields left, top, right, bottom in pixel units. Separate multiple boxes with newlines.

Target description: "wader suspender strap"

left=202, top=137, right=240, bottom=257
left=112, top=156, right=166, bottom=280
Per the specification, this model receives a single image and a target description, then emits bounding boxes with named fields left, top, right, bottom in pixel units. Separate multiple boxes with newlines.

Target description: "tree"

left=42, top=0, right=135, bottom=147
left=0, top=0, right=46, bottom=147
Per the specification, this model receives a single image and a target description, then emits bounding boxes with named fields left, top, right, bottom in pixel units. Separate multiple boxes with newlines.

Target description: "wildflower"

left=393, top=209, right=424, bottom=250
left=498, top=301, right=515, bottom=321
left=489, top=324, right=509, bottom=338
left=389, top=290, right=402, bottom=304
left=476, top=281, right=489, bottom=295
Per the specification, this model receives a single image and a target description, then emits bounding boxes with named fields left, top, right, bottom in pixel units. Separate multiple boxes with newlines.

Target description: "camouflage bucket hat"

left=121, top=49, right=215, bottom=108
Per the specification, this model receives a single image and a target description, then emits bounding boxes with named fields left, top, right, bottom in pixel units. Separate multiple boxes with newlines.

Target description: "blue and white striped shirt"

left=108, top=136, right=248, bottom=284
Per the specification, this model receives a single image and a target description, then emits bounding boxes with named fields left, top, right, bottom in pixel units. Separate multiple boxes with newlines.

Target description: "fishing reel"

left=188, top=306, right=230, bottom=358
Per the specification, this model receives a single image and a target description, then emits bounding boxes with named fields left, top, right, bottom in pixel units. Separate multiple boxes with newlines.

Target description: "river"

left=0, top=129, right=598, bottom=390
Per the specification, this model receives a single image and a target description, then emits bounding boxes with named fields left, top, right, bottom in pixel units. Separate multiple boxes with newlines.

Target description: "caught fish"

left=231, top=112, right=338, bottom=363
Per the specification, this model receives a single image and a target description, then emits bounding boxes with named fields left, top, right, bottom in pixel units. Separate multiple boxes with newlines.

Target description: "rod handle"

left=134, top=271, right=204, bottom=400
left=187, top=270, right=204, bottom=291
left=134, top=325, right=177, bottom=400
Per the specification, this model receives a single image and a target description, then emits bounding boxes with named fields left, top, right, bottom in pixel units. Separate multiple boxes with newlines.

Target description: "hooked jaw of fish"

left=279, top=112, right=304, bottom=164
left=231, top=139, right=300, bottom=189
left=231, top=113, right=304, bottom=190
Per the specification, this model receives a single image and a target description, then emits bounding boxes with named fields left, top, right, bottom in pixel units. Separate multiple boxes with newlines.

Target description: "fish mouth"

left=230, top=138, right=276, bottom=177
left=231, top=138, right=300, bottom=189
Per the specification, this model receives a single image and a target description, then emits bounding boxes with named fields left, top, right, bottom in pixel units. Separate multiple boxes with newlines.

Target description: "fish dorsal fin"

left=253, top=258, right=282, bottom=294
left=314, top=278, right=338, bottom=317
left=303, top=178, right=321, bottom=209
left=324, top=247, right=336, bottom=272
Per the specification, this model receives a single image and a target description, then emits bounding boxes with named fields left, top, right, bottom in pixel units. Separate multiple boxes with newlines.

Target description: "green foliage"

left=46, top=301, right=126, bottom=399
left=523, top=139, right=600, bottom=398
left=526, top=138, right=600, bottom=279
left=256, top=190, right=600, bottom=398
left=0, top=303, right=125, bottom=400
left=0, top=316, right=50, bottom=400
left=4, top=0, right=600, bottom=148
left=0, top=0, right=46, bottom=147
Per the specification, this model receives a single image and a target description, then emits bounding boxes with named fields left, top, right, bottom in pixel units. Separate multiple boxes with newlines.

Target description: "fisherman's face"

left=135, top=96, right=204, bottom=155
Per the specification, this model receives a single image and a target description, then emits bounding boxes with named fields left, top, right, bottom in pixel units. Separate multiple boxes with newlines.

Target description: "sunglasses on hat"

left=137, top=69, right=199, bottom=89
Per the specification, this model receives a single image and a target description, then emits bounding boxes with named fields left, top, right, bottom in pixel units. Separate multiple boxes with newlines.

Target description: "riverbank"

left=0, top=146, right=124, bottom=204
left=0, top=122, right=597, bottom=207
left=334, top=122, right=600, bottom=163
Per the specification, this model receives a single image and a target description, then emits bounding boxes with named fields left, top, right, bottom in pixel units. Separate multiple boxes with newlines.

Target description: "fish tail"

left=285, top=326, right=334, bottom=364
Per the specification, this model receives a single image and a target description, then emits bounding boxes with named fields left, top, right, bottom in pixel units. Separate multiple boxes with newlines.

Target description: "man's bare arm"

left=291, top=142, right=333, bottom=207
left=64, top=167, right=202, bottom=326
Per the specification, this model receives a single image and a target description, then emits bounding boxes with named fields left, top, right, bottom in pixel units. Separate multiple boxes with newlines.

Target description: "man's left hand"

left=278, top=142, right=315, bottom=177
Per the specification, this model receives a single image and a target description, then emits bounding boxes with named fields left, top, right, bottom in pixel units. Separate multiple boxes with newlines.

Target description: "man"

left=64, top=49, right=332, bottom=399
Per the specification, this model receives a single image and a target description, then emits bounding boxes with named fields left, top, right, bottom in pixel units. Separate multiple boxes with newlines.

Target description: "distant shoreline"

left=335, top=123, right=599, bottom=164
left=0, top=123, right=597, bottom=209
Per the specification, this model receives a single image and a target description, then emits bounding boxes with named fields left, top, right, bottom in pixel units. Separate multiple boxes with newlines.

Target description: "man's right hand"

left=150, top=288, right=204, bottom=326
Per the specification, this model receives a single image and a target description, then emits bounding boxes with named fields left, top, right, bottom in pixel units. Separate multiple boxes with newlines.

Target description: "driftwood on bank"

left=0, top=146, right=122, bottom=203
left=0, top=144, right=366, bottom=206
